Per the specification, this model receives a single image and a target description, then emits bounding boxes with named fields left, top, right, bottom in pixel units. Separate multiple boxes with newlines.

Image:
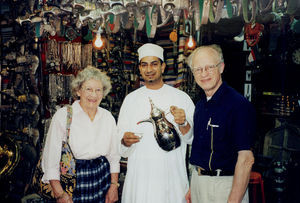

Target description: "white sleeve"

left=105, top=116, right=121, bottom=173
left=117, top=96, right=137, bottom=158
left=179, top=95, right=195, bottom=145
left=41, top=108, right=66, bottom=183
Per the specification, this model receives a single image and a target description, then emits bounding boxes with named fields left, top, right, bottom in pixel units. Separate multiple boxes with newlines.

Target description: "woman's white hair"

left=71, top=66, right=112, bottom=98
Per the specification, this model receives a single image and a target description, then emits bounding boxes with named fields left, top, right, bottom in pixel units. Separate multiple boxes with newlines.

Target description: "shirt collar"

left=144, top=84, right=166, bottom=92
left=72, top=100, right=102, bottom=120
left=207, top=82, right=229, bottom=104
left=72, top=100, right=82, bottom=115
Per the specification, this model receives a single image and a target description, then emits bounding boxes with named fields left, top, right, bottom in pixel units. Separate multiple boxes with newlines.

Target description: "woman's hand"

left=56, top=192, right=73, bottom=203
left=50, top=180, right=73, bottom=203
left=105, top=184, right=118, bottom=203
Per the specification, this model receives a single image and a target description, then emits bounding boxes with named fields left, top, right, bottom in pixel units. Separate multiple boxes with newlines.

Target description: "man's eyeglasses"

left=140, top=61, right=160, bottom=69
left=81, top=87, right=103, bottom=96
left=192, top=62, right=222, bottom=74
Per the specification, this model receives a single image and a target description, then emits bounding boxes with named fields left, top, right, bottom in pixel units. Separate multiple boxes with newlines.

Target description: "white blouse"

left=42, top=100, right=120, bottom=183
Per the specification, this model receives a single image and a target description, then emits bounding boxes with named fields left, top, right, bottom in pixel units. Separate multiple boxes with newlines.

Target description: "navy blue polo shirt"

left=190, top=82, right=256, bottom=172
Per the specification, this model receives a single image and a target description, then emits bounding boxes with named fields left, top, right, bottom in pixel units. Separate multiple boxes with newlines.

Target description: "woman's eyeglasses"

left=81, top=87, right=103, bottom=95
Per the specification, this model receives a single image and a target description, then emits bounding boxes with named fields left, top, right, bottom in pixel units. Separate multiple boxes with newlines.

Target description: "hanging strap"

left=226, top=0, right=233, bottom=19
left=108, top=14, right=120, bottom=34
left=35, top=22, right=41, bottom=38
left=258, top=0, right=274, bottom=13
left=146, top=5, right=158, bottom=38
left=64, top=104, right=76, bottom=160
left=198, top=0, right=204, bottom=24
left=201, top=0, right=210, bottom=25
left=157, top=6, right=171, bottom=28
left=209, top=0, right=225, bottom=23
left=242, top=0, right=257, bottom=23
left=66, top=105, right=73, bottom=143
left=135, top=7, right=146, bottom=31
left=39, top=105, right=74, bottom=159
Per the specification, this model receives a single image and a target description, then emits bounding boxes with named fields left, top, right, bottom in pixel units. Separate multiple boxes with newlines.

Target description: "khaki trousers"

left=191, top=169, right=249, bottom=203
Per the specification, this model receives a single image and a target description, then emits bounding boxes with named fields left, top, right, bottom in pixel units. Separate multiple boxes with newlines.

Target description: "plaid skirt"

left=73, top=156, right=111, bottom=203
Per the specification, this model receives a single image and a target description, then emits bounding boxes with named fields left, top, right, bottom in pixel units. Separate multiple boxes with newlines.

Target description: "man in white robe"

left=117, top=43, right=195, bottom=203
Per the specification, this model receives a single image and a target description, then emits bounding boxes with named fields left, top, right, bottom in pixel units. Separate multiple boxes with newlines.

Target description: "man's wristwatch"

left=178, top=120, right=188, bottom=127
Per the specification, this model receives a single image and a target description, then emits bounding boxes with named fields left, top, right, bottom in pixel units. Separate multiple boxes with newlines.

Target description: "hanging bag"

left=31, top=105, right=76, bottom=200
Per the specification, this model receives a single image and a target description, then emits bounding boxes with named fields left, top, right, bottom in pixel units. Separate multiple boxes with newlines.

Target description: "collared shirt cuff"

left=41, top=169, right=60, bottom=183
left=110, top=162, right=120, bottom=173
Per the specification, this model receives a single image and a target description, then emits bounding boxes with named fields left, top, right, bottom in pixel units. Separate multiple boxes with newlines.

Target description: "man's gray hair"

left=71, top=66, right=112, bottom=98
left=187, top=44, right=224, bottom=69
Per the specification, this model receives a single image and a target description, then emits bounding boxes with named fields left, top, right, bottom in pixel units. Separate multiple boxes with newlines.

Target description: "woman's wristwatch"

left=111, top=182, right=120, bottom=187
left=56, top=191, right=66, bottom=200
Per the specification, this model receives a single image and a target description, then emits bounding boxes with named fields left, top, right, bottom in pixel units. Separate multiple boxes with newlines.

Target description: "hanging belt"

left=242, top=0, right=257, bottom=23
left=209, top=0, right=224, bottom=23
left=135, top=7, right=146, bottom=31
left=201, top=0, right=210, bottom=25
left=146, top=5, right=158, bottom=38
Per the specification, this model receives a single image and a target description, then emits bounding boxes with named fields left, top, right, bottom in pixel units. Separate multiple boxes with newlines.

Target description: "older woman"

left=41, top=66, right=120, bottom=203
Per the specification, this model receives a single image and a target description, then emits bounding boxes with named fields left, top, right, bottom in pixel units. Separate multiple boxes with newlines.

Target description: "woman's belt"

left=76, top=156, right=107, bottom=166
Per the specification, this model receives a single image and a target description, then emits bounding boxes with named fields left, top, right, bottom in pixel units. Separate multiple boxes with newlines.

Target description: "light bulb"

left=187, top=35, right=195, bottom=49
left=94, top=33, right=103, bottom=48
left=93, top=27, right=105, bottom=49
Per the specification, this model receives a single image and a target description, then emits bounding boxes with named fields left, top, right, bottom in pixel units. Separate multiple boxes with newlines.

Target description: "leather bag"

left=31, top=105, right=76, bottom=200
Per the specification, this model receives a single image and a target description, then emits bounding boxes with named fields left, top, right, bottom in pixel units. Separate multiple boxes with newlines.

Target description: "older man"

left=185, top=44, right=256, bottom=203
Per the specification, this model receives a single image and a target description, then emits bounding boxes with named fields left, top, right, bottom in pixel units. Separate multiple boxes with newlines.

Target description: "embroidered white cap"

left=137, top=43, right=164, bottom=61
